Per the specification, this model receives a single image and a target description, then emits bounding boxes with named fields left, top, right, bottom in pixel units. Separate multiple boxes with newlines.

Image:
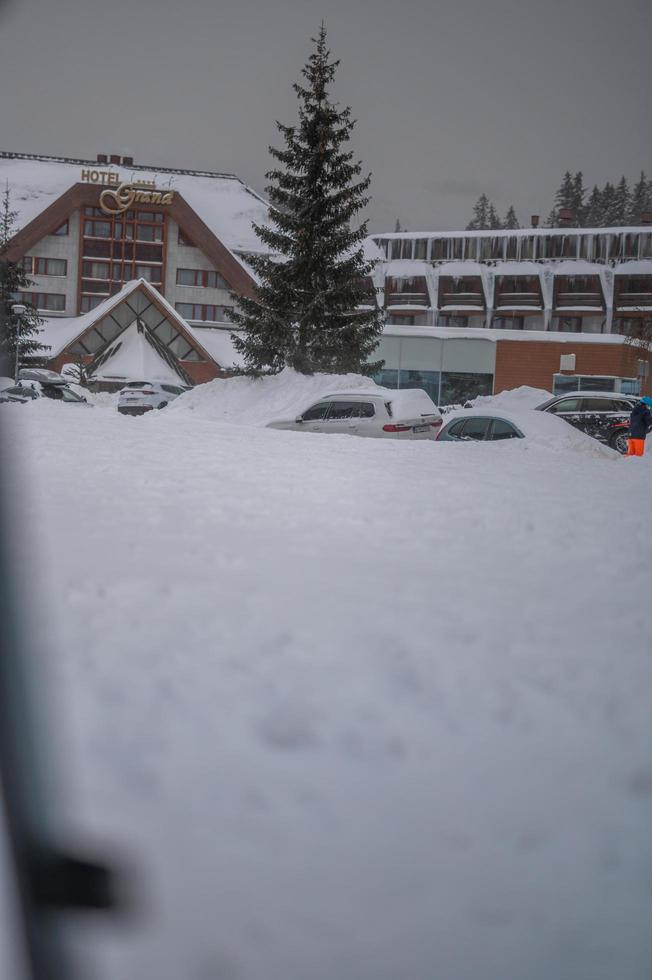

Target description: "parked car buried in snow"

left=266, top=388, right=443, bottom=439
left=436, top=407, right=618, bottom=455
left=535, top=391, right=638, bottom=454
left=0, top=369, right=91, bottom=406
left=117, top=381, right=188, bottom=416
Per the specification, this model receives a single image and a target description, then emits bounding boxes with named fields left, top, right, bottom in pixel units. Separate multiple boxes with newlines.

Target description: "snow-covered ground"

left=2, top=375, right=652, bottom=980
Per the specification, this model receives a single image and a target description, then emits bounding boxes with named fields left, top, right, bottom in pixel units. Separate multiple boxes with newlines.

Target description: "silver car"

left=267, top=389, right=443, bottom=439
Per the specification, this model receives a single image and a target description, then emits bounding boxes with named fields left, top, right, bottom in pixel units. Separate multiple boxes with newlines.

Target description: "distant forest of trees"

left=463, top=171, right=652, bottom=230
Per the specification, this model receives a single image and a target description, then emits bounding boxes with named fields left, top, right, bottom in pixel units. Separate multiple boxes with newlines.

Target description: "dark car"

left=0, top=381, right=90, bottom=405
left=437, top=413, right=524, bottom=442
left=535, top=392, right=638, bottom=454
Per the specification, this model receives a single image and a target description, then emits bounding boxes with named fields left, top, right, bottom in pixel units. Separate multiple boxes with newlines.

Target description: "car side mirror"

left=295, top=416, right=304, bottom=424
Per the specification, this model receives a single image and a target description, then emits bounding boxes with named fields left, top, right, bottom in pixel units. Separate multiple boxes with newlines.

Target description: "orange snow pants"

left=626, top=439, right=645, bottom=456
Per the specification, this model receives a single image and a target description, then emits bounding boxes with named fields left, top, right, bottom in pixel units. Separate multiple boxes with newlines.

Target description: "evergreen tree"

left=584, top=185, right=603, bottom=227
left=503, top=205, right=520, bottom=229
left=613, top=176, right=630, bottom=225
left=571, top=171, right=587, bottom=225
left=487, top=203, right=503, bottom=230
left=600, top=181, right=619, bottom=225
left=548, top=170, right=576, bottom=225
left=229, top=26, right=383, bottom=376
left=466, top=193, right=490, bottom=230
left=629, top=171, right=650, bottom=224
left=0, top=186, right=47, bottom=372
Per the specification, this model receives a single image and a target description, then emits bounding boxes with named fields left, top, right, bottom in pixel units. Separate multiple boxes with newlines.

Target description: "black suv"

left=535, top=392, right=637, bottom=453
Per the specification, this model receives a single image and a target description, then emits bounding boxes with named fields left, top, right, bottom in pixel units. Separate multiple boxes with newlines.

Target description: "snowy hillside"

left=1, top=388, right=652, bottom=980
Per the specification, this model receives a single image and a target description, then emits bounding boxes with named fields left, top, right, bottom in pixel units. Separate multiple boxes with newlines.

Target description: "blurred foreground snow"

left=1, top=376, right=651, bottom=980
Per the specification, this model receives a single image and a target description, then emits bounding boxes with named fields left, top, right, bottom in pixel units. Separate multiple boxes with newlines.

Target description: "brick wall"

left=495, top=340, right=652, bottom=396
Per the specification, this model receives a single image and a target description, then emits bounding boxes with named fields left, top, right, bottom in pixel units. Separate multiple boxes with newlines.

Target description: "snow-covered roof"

left=373, top=226, right=652, bottom=240
left=382, top=323, right=629, bottom=345
left=0, top=152, right=273, bottom=254
left=91, top=322, right=185, bottom=384
left=38, top=278, right=188, bottom=356
left=185, top=326, right=244, bottom=370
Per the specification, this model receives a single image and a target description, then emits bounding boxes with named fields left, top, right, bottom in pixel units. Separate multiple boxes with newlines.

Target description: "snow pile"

left=443, top=385, right=551, bottom=414
left=168, top=368, right=382, bottom=426
left=469, top=384, right=552, bottom=411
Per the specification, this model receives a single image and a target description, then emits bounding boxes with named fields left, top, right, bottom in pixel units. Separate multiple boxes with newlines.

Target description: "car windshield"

left=42, top=385, right=84, bottom=402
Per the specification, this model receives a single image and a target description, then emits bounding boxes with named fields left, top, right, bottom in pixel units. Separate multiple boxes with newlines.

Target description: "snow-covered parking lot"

left=2, top=376, right=652, bottom=980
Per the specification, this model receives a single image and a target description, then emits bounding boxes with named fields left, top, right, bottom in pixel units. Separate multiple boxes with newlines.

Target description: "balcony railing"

left=440, top=292, right=485, bottom=308
left=615, top=292, right=652, bottom=308
left=495, top=292, right=542, bottom=308
left=386, top=292, right=430, bottom=307
left=555, top=292, right=603, bottom=308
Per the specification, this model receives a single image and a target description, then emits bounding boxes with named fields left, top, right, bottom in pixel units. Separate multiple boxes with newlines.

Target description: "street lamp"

left=11, top=303, right=26, bottom=383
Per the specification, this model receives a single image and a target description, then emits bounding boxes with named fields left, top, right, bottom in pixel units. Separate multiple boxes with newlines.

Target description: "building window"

left=176, top=268, right=230, bottom=289
left=178, top=228, right=196, bottom=247
left=551, top=374, right=639, bottom=396
left=19, top=292, right=65, bottom=312
left=82, top=261, right=110, bottom=280
left=135, top=265, right=162, bottom=284
left=51, top=220, right=69, bottom=237
left=84, top=219, right=112, bottom=238
left=22, top=257, right=67, bottom=277
left=175, top=302, right=233, bottom=323
left=79, top=296, right=106, bottom=313
left=374, top=367, right=493, bottom=407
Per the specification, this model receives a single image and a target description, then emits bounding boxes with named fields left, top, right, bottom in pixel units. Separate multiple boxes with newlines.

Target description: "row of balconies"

left=380, top=274, right=652, bottom=312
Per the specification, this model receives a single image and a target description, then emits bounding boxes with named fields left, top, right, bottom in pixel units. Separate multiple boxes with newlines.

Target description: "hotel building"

left=2, top=152, right=651, bottom=401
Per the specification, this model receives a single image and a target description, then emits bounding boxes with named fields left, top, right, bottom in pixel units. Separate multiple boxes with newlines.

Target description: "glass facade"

left=69, top=291, right=205, bottom=363
left=373, top=334, right=495, bottom=406
left=79, top=206, right=167, bottom=313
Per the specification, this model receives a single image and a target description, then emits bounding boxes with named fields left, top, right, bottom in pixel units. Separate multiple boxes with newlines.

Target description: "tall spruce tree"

left=613, top=176, right=630, bottom=225
left=466, top=194, right=491, bottom=230
left=571, top=171, right=587, bottom=225
left=629, top=171, right=650, bottom=224
left=600, top=181, right=619, bottom=225
left=584, top=185, right=603, bottom=227
left=0, top=186, right=47, bottom=371
left=548, top=170, right=575, bottom=226
left=487, top=203, right=503, bottom=230
left=503, top=205, right=520, bottom=229
left=229, top=26, right=383, bottom=375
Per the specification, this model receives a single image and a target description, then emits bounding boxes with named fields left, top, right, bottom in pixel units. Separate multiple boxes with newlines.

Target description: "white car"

left=267, top=388, right=443, bottom=439
left=118, top=381, right=188, bottom=416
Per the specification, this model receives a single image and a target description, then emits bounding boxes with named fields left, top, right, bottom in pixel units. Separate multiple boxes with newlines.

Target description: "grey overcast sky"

left=0, top=0, right=650, bottom=232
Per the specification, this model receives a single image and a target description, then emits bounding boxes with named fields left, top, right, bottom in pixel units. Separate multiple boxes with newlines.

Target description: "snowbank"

left=468, top=384, right=552, bottom=411
left=168, top=368, right=382, bottom=425
left=442, top=385, right=551, bottom=415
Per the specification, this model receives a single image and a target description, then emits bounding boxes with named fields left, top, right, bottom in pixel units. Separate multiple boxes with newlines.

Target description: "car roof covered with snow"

left=442, top=407, right=618, bottom=456
left=320, top=387, right=440, bottom=416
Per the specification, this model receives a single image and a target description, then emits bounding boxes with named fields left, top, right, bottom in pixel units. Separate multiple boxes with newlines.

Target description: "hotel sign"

left=80, top=169, right=174, bottom=215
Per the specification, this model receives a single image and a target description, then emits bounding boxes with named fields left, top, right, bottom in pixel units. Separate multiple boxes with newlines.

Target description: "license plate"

left=412, top=424, right=429, bottom=433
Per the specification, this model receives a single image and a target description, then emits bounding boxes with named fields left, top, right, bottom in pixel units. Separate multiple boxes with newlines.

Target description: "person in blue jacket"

left=627, top=396, right=652, bottom=456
